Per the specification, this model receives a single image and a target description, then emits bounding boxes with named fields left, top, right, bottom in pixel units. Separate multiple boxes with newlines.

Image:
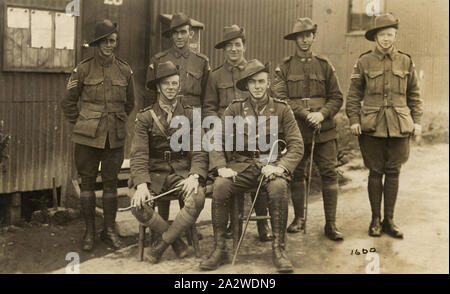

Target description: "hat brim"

left=365, top=23, right=399, bottom=41
left=88, top=24, right=118, bottom=46
left=284, top=26, right=317, bottom=40
left=215, top=34, right=245, bottom=49
left=147, top=73, right=179, bottom=90
left=236, top=66, right=270, bottom=91
left=162, top=20, right=191, bottom=37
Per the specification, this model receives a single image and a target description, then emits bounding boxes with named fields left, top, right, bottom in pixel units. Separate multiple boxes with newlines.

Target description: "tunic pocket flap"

left=187, top=70, right=202, bottom=80
left=287, top=74, right=305, bottom=81
left=115, top=112, right=128, bottom=121
left=392, top=70, right=409, bottom=78
left=393, top=106, right=411, bottom=116
left=394, top=106, right=414, bottom=134
left=83, top=78, right=104, bottom=86
left=361, top=106, right=381, bottom=115
left=366, top=71, right=383, bottom=79
left=217, top=82, right=234, bottom=89
left=112, top=79, right=128, bottom=86
left=309, top=73, right=325, bottom=81
left=79, top=109, right=103, bottom=119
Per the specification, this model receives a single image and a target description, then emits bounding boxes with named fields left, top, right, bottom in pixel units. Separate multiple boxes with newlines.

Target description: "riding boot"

left=254, top=191, right=274, bottom=242
left=322, top=179, right=344, bottom=241
left=100, top=194, right=122, bottom=249
left=80, top=191, right=96, bottom=251
left=172, top=237, right=189, bottom=259
left=287, top=180, right=306, bottom=233
left=269, top=196, right=293, bottom=273
left=382, top=171, right=403, bottom=239
left=200, top=197, right=229, bottom=270
left=148, top=238, right=170, bottom=264
left=368, top=170, right=383, bottom=237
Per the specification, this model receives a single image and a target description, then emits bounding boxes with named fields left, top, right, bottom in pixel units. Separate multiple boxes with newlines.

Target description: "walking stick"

left=232, top=139, right=286, bottom=266
left=303, top=126, right=320, bottom=234
left=118, top=186, right=182, bottom=212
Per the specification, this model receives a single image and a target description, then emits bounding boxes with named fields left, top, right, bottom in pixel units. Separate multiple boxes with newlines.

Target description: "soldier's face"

left=98, top=33, right=117, bottom=57
left=247, top=72, right=269, bottom=100
left=172, top=25, right=192, bottom=49
left=157, top=75, right=180, bottom=100
left=376, top=27, right=397, bottom=49
left=295, top=31, right=315, bottom=51
left=224, top=38, right=246, bottom=63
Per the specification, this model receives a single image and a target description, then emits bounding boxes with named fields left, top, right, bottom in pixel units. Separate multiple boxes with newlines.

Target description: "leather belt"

left=149, top=150, right=185, bottom=161
left=236, top=150, right=270, bottom=159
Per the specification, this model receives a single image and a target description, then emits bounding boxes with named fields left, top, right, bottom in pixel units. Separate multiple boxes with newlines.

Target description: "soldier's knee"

left=80, top=177, right=96, bottom=192
left=193, top=188, right=206, bottom=212
left=131, top=205, right=154, bottom=224
left=266, top=178, right=289, bottom=200
left=320, top=168, right=338, bottom=183
left=384, top=167, right=400, bottom=177
left=212, top=177, right=232, bottom=202
left=102, top=180, right=118, bottom=193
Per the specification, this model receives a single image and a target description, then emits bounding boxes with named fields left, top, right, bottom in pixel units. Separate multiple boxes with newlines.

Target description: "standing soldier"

left=200, top=60, right=304, bottom=272
left=272, top=18, right=344, bottom=240
left=346, top=14, right=423, bottom=238
left=130, top=61, right=208, bottom=263
left=203, top=25, right=273, bottom=242
left=61, top=20, right=135, bottom=251
left=146, top=12, right=210, bottom=223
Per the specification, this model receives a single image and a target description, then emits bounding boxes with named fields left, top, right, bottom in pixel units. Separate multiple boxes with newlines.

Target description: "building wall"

left=313, top=0, right=449, bottom=113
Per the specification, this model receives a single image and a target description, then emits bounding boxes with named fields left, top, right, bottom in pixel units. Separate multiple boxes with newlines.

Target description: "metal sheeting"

left=152, top=0, right=312, bottom=71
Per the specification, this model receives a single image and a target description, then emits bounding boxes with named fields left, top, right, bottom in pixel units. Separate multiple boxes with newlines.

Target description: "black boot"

left=80, top=191, right=96, bottom=251
left=100, top=195, right=122, bottom=249
left=254, top=191, right=273, bottom=242
left=382, top=171, right=403, bottom=238
left=287, top=180, right=306, bottom=233
left=270, top=197, right=293, bottom=273
left=200, top=197, right=229, bottom=271
left=172, top=237, right=189, bottom=259
left=148, top=238, right=170, bottom=264
left=368, top=171, right=383, bottom=237
left=322, top=180, right=344, bottom=241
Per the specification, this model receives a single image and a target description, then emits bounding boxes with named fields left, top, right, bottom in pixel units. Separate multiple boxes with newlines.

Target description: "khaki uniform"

left=146, top=47, right=210, bottom=107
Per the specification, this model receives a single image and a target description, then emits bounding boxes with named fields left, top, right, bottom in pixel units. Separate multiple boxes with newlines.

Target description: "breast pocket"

left=365, top=71, right=384, bottom=95
left=217, top=82, right=235, bottom=108
left=185, top=70, right=203, bottom=96
left=309, top=73, right=326, bottom=97
left=286, top=74, right=305, bottom=97
left=392, top=70, right=409, bottom=95
left=83, top=78, right=104, bottom=102
left=112, top=79, right=128, bottom=103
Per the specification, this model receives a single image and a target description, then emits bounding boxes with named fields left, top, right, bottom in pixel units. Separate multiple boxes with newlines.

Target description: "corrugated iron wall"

left=150, top=0, right=313, bottom=71
left=0, top=0, right=73, bottom=196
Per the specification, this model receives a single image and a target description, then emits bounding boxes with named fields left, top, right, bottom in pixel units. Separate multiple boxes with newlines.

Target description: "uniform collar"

left=295, top=50, right=313, bottom=62
left=249, top=94, right=269, bottom=113
left=94, top=48, right=115, bottom=67
left=224, top=58, right=247, bottom=72
left=170, top=46, right=191, bottom=58
left=374, top=46, right=397, bottom=60
left=158, top=95, right=178, bottom=114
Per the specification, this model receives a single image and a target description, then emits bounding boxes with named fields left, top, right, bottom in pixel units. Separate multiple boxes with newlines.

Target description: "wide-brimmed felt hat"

left=163, top=12, right=191, bottom=36
left=215, top=25, right=246, bottom=49
left=88, top=19, right=118, bottom=46
left=147, top=61, right=180, bottom=90
left=284, top=17, right=317, bottom=40
left=365, top=13, right=399, bottom=41
left=236, top=59, right=270, bottom=91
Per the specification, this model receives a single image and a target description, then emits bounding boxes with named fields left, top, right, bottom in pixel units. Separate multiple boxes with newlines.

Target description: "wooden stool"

left=137, top=195, right=200, bottom=261
left=230, top=190, right=271, bottom=250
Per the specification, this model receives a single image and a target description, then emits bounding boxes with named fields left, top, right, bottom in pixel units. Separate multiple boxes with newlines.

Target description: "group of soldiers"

left=61, top=12, right=423, bottom=273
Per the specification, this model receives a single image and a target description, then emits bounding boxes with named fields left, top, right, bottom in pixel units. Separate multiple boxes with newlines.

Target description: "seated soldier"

left=129, top=61, right=208, bottom=263
left=199, top=60, right=304, bottom=273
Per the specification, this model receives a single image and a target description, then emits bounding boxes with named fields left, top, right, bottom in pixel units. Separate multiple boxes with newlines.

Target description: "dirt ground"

left=0, top=143, right=448, bottom=274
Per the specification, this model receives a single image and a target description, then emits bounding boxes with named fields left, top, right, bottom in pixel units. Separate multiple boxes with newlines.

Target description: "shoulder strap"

left=149, top=109, right=170, bottom=140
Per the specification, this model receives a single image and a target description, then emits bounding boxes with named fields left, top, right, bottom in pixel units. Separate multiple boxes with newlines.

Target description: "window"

left=348, top=0, right=385, bottom=33
left=3, top=6, right=76, bottom=73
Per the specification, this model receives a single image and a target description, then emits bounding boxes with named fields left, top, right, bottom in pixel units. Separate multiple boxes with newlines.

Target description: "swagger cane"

left=232, top=139, right=287, bottom=266
left=303, top=126, right=320, bottom=234
left=118, top=186, right=182, bottom=212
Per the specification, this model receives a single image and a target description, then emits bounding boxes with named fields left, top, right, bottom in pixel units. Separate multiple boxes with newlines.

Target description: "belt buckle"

left=300, top=97, right=311, bottom=108
left=164, top=151, right=171, bottom=162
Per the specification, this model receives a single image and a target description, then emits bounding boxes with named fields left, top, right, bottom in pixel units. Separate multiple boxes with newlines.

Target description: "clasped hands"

left=218, top=165, right=285, bottom=181
left=306, top=112, right=324, bottom=130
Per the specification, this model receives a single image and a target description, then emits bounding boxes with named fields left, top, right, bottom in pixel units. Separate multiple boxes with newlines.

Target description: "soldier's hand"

left=413, top=123, right=422, bottom=143
left=307, top=112, right=324, bottom=126
left=132, top=183, right=152, bottom=209
left=176, top=175, right=199, bottom=199
left=261, top=165, right=285, bottom=178
left=218, top=167, right=238, bottom=182
left=350, top=123, right=362, bottom=136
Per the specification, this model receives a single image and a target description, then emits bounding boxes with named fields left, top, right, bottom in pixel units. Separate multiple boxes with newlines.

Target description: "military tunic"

left=203, top=59, right=248, bottom=118
left=346, top=47, right=423, bottom=173
left=146, top=47, right=210, bottom=108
